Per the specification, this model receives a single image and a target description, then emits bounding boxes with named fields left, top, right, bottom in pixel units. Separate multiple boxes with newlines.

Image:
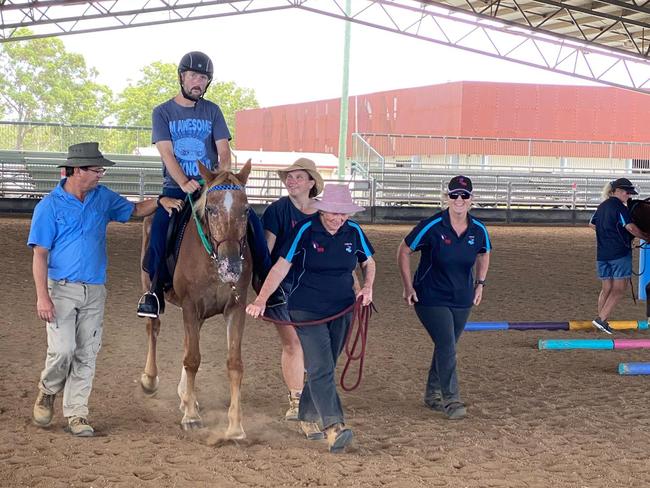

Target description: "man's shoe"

left=325, top=423, right=353, bottom=453
left=592, top=317, right=613, bottom=335
left=33, top=390, right=55, bottom=427
left=67, top=416, right=94, bottom=437
left=285, top=391, right=300, bottom=421
left=300, top=421, right=324, bottom=440
left=424, top=391, right=444, bottom=412
left=444, top=401, right=467, bottom=420
left=137, top=292, right=159, bottom=318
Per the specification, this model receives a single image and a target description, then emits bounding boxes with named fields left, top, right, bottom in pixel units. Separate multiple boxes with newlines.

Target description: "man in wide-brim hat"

left=28, top=142, right=182, bottom=437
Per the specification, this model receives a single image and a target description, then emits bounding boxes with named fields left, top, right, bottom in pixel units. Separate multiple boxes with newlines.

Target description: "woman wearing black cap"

left=397, top=175, right=491, bottom=420
left=589, top=178, right=649, bottom=334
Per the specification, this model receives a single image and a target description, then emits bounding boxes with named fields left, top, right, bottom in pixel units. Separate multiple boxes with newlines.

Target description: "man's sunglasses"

left=81, top=167, right=107, bottom=176
left=448, top=192, right=471, bottom=200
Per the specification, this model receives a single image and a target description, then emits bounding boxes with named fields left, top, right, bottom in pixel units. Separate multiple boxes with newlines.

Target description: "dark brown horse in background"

left=140, top=161, right=252, bottom=439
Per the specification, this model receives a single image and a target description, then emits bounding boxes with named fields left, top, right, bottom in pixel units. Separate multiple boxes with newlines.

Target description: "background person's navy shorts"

left=597, top=254, right=632, bottom=280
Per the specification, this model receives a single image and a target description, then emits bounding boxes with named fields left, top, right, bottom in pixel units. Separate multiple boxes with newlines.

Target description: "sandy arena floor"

left=1, top=217, right=650, bottom=488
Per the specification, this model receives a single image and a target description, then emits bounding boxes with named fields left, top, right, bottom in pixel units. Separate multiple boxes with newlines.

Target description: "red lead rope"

left=260, top=297, right=375, bottom=391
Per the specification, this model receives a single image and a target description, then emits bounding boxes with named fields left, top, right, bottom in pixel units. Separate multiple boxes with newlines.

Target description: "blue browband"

left=207, top=184, right=243, bottom=193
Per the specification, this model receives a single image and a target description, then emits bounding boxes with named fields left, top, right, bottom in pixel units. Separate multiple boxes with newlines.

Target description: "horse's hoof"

left=140, top=373, right=159, bottom=394
left=181, top=418, right=203, bottom=430
left=225, top=427, right=246, bottom=440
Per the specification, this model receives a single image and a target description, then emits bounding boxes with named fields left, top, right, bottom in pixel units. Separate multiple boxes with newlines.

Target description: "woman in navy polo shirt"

left=589, top=178, right=649, bottom=334
left=397, top=175, right=490, bottom=420
left=247, top=184, right=375, bottom=453
left=262, top=158, right=323, bottom=432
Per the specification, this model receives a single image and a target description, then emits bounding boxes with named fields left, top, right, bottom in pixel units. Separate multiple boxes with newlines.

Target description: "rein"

left=260, top=297, right=376, bottom=391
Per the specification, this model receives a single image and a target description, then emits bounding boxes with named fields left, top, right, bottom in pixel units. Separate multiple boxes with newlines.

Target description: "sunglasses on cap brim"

left=448, top=192, right=471, bottom=200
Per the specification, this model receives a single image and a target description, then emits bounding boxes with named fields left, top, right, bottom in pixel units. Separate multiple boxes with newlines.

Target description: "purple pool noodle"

left=509, top=322, right=569, bottom=331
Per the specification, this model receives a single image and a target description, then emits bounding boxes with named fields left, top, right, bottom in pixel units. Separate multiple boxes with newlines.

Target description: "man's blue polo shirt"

left=590, top=197, right=633, bottom=261
left=404, top=209, right=491, bottom=308
left=27, top=179, right=135, bottom=284
left=279, top=215, right=374, bottom=316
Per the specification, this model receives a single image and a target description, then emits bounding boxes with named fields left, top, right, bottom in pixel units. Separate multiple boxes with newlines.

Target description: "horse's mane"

left=195, top=171, right=246, bottom=219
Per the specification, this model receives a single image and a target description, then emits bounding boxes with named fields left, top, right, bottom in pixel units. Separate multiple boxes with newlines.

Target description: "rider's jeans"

left=147, top=187, right=186, bottom=283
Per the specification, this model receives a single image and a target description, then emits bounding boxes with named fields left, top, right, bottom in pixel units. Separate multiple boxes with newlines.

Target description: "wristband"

left=474, top=279, right=486, bottom=286
left=156, top=195, right=163, bottom=207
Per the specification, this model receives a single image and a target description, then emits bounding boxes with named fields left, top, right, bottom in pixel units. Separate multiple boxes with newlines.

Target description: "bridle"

left=187, top=172, right=248, bottom=301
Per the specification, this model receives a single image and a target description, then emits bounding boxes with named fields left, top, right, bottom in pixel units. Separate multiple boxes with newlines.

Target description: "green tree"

left=0, top=27, right=113, bottom=149
left=114, top=62, right=259, bottom=145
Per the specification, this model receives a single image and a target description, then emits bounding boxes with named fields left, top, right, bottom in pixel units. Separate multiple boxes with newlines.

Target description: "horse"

left=629, top=197, right=650, bottom=234
left=139, top=160, right=252, bottom=439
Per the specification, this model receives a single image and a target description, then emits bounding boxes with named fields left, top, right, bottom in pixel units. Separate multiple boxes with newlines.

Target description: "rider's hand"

left=180, top=179, right=201, bottom=194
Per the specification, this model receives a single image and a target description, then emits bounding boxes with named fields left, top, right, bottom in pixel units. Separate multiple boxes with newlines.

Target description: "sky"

left=61, top=9, right=595, bottom=108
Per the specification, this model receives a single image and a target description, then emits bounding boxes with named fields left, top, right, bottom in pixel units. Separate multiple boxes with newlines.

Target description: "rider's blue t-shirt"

left=590, top=197, right=633, bottom=261
left=152, top=98, right=231, bottom=189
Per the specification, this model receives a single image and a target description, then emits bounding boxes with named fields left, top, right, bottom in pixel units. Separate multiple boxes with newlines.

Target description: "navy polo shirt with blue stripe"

left=279, top=214, right=375, bottom=316
left=404, top=209, right=491, bottom=308
left=262, top=196, right=311, bottom=263
left=590, top=197, right=633, bottom=261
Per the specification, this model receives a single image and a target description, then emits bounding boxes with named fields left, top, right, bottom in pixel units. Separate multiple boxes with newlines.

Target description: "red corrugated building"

left=235, top=81, right=650, bottom=157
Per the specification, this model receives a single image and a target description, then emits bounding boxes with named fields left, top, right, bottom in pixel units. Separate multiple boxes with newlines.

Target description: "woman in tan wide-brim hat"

left=260, top=158, right=324, bottom=436
left=250, top=184, right=376, bottom=453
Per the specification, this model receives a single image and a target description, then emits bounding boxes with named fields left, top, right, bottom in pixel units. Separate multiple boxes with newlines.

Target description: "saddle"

left=142, top=198, right=273, bottom=295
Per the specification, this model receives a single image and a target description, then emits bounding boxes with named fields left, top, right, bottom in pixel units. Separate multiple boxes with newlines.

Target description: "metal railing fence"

left=3, top=157, right=650, bottom=211
left=0, top=121, right=152, bottom=154
left=352, top=133, right=650, bottom=175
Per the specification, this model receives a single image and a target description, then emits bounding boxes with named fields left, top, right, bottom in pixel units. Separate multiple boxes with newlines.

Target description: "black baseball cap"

left=611, top=177, right=638, bottom=195
left=448, top=175, right=473, bottom=194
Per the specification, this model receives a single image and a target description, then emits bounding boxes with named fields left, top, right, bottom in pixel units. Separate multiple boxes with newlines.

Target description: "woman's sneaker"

left=285, top=391, right=300, bottom=421
left=592, top=317, right=613, bottom=335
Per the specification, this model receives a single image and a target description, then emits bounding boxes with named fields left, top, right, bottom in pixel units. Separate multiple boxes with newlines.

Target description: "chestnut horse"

left=139, top=161, right=252, bottom=439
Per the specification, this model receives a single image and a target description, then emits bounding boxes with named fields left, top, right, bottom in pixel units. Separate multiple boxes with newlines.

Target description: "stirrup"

left=137, top=292, right=160, bottom=318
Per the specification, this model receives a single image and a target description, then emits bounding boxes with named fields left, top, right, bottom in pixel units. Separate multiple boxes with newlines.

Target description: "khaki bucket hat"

left=277, top=158, right=324, bottom=198
left=58, top=142, right=116, bottom=168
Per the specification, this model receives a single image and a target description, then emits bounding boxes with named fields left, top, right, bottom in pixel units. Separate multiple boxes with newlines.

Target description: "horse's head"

left=197, top=160, right=252, bottom=284
left=630, top=198, right=650, bottom=234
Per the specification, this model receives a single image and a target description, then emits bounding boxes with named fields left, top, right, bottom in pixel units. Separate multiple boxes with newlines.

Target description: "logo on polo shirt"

left=468, top=235, right=475, bottom=246
left=440, top=233, right=451, bottom=245
left=312, top=241, right=325, bottom=253
left=344, top=242, right=353, bottom=253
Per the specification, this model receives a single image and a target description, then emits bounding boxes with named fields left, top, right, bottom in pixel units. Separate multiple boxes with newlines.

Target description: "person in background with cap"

left=589, top=178, right=650, bottom=334
left=246, top=184, right=375, bottom=453
left=261, top=157, right=324, bottom=437
left=28, top=142, right=183, bottom=437
left=397, top=175, right=491, bottom=421
left=137, top=50, right=232, bottom=318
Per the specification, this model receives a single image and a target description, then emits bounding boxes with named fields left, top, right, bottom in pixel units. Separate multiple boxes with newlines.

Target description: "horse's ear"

left=237, top=159, right=252, bottom=185
left=197, top=160, right=214, bottom=182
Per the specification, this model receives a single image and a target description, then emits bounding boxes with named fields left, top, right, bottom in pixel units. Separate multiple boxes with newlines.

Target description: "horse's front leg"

left=178, top=308, right=203, bottom=430
left=141, top=317, right=161, bottom=394
left=225, top=304, right=246, bottom=440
